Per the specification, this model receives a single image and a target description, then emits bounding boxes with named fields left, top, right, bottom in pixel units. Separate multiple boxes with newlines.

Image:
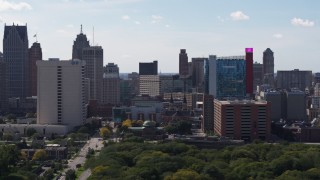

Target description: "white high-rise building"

left=37, top=59, right=86, bottom=129
left=205, top=55, right=217, bottom=96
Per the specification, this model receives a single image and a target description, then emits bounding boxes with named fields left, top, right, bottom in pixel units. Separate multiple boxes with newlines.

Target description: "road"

left=58, top=137, right=104, bottom=180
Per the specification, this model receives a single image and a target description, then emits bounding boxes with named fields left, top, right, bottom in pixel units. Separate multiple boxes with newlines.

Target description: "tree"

left=66, top=169, right=76, bottom=180
left=165, top=169, right=206, bottom=180
left=32, top=149, right=47, bottom=161
left=122, top=119, right=132, bottom=127
left=2, top=133, right=13, bottom=141
left=43, top=169, right=54, bottom=180
left=25, top=112, right=35, bottom=118
left=0, top=145, right=20, bottom=176
left=77, top=126, right=90, bottom=134
left=100, top=127, right=111, bottom=138
left=26, top=128, right=37, bottom=137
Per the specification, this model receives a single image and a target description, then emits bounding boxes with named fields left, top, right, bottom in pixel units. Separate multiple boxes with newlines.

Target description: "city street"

left=58, top=137, right=104, bottom=180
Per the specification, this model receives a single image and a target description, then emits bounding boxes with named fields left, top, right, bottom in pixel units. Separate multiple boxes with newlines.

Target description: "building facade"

left=28, top=42, right=42, bottom=97
left=72, top=25, right=90, bottom=60
left=245, top=48, right=253, bottom=96
left=37, top=59, right=86, bottom=129
left=203, top=94, right=214, bottom=132
left=204, top=55, right=217, bottom=96
left=214, top=100, right=271, bottom=141
left=0, top=58, right=7, bottom=113
left=263, top=48, right=274, bottom=86
left=139, top=75, right=160, bottom=97
left=216, top=56, right=246, bottom=99
left=3, top=24, right=29, bottom=98
left=179, top=49, right=189, bottom=78
left=253, top=62, right=263, bottom=93
left=139, top=61, right=158, bottom=75
left=276, top=69, right=312, bottom=91
left=82, top=46, right=103, bottom=103
left=191, top=58, right=206, bottom=90
left=102, top=63, right=120, bottom=105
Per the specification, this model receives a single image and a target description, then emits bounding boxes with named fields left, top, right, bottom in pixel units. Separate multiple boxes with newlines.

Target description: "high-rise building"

left=263, top=48, right=274, bottom=86
left=37, top=59, right=86, bottom=129
left=139, top=61, right=158, bottom=75
left=204, top=55, right=217, bottom=96
left=82, top=46, right=103, bottom=103
left=72, top=25, right=90, bottom=60
left=179, top=49, right=189, bottom=77
left=245, top=48, right=253, bottom=96
left=276, top=69, right=312, bottom=91
left=314, top=73, right=320, bottom=84
left=139, top=75, right=160, bottom=97
left=3, top=24, right=29, bottom=98
left=0, top=54, right=7, bottom=113
left=214, top=99, right=271, bottom=141
left=191, top=58, right=206, bottom=90
left=286, top=90, right=306, bottom=121
left=102, top=63, right=120, bottom=105
left=216, top=56, right=246, bottom=99
left=28, top=42, right=42, bottom=96
left=253, top=62, right=263, bottom=93
left=202, top=94, right=214, bottom=132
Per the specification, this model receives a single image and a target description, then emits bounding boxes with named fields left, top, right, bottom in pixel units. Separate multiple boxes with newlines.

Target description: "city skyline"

left=0, top=0, right=319, bottom=72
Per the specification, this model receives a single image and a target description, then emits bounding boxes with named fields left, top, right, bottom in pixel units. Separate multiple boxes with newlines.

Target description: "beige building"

left=37, top=59, right=86, bottom=129
left=139, top=75, right=160, bottom=97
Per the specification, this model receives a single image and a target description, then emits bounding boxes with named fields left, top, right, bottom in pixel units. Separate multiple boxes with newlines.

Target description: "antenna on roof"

left=93, top=26, right=95, bottom=46
left=80, top=24, right=83, bottom=34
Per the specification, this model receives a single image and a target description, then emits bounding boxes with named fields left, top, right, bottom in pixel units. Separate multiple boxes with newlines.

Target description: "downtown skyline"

left=0, top=0, right=319, bottom=73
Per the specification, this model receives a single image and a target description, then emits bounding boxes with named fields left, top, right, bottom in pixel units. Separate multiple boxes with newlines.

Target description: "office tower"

left=204, top=55, right=217, bottom=96
left=314, top=73, right=320, bottom=84
left=214, top=99, right=270, bottom=141
left=3, top=24, right=29, bottom=98
left=128, top=72, right=140, bottom=96
left=245, top=48, right=253, bottom=96
left=216, top=56, right=246, bottom=99
left=0, top=55, right=7, bottom=113
left=139, top=60, right=158, bottom=75
left=191, top=58, right=206, bottom=89
left=28, top=42, right=42, bottom=96
left=82, top=46, right=103, bottom=103
left=253, top=62, right=263, bottom=93
left=314, top=83, right=320, bottom=96
left=179, top=49, right=189, bottom=77
left=37, top=59, right=86, bottom=128
left=202, top=94, right=214, bottom=132
left=139, top=75, right=160, bottom=96
left=263, top=48, right=274, bottom=86
left=276, top=69, right=312, bottom=91
left=286, top=90, right=306, bottom=121
left=120, top=79, right=132, bottom=105
left=260, top=91, right=285, bottom=121
left=72, top=25, right=90, bottom=60
left=102, top=63, right=120, bottom=105
left=160, top=75, right=173, bottom=95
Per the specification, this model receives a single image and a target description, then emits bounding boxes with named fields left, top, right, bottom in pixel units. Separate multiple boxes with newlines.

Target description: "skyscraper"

left=245, top=48, right=253, bottom=96
left=263, top=48, right=274, bottom=86
left=204, top=55, right=217, bottom=96
left=3, top=24, right=29, bottom=98
left=102, top=63, right=120, bottom=105
left=179, top=49, right=189, bottom=77
left=253, top=62, right=263, bottom=93
left=191, top=57, right=206, bottom=90
left=139, top=61, right=158, bottom=75
left=28, top=42, right=42, bottom=96
left=276, top=69, right=312, bottom=91
left=82, top=46, right=103, bottom=103
left=37, top=59, right=86, bottom=128
left=0, top=53, right=7, bottom=113
left=72, top=25, right=90, bottom=60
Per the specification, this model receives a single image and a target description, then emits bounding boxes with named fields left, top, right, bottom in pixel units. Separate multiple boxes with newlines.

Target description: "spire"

left=80, top=24, right=83, bottom=34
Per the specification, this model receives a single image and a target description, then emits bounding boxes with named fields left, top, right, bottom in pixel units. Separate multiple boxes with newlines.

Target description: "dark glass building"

left=139, top=60, right=158, bottom=75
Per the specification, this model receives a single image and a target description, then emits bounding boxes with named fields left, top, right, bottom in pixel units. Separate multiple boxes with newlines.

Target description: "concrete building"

left=82, top=46, right=103, bottom=103
left=179, top=49, right=189, bottom=78
left=314, top=83, right=320, bottom=96
left=139, top=75, right=160, bottom=97
left=3, top=24, right=29, bottom=98
left=28, top=42, right=42, bottom=97
left=72, top=25, right=90, bottom=60
left=214, top=99, right=271, bottom=141
left=253, top=62, right=263, bottom=93
left=191, top=58, right=206, bottom=90
left=102, top=63, right=120, bottom=105
left=204, top=55, right=217, bottom=96
left=259, top=91, right=284, bottom=122
left=263, top=48, right=274, bottom=86
left=286, top=90, right=306, bottom=121
left=0, top=58, right=7, bottom=113
left=139, top=61, right=158, bottom=75
left=277, top=69, right=312, bottom=91
left=37, top=59, right=86, bottom=129
left=203, top=94, right=214, bottom=132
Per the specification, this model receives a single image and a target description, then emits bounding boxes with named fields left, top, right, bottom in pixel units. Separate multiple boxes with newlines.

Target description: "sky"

left=0, top=0, right=319, bottom=73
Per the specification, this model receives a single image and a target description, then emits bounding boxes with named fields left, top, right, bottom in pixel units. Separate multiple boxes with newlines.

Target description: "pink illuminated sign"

left=245, top=48, right=253, bottom=53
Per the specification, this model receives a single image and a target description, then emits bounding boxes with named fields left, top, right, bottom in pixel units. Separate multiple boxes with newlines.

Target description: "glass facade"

left=216, top=56, right=246, bottom=99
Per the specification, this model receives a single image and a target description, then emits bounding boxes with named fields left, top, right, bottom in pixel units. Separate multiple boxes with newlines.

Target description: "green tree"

left=43, top=169, right=54, bottom=180
left=165, top=169, right=206, bottom=180
left=100, top=127, right=111, bottom=138
left=66, top=169, right=76, bottom=180
left=0, top=145, right=20, bottom=176
left=32, top=149, right=47, bottom=161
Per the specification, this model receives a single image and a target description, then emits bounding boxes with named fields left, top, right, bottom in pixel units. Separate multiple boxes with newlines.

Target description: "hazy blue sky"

left=0, top=0, right=319, bottom=73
